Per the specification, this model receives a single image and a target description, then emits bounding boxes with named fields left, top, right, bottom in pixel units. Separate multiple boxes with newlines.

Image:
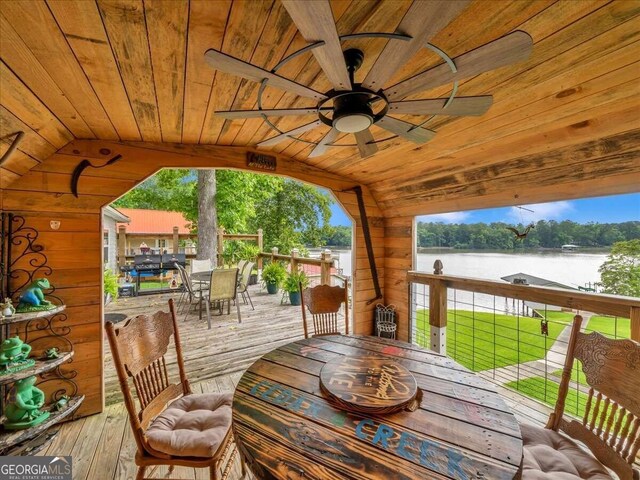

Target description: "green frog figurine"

left=0, top=336, right=35, bottom=375
left=16, top=278, right=55, bottom=313
left=4, top=376, right=50, bottom=430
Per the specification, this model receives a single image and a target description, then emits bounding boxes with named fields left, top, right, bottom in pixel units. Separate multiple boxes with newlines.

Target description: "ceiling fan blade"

left=388, top=96, right=493, bottom=116
left=385, top=31, right=533, bottom=101
left=204, top=49, right=326, bottom=101
left=282, top=0, right=351, bottom=91
left=376, top=117, right=436, bottom=144
left=216, top=108, right=323, bottom=119
left=257, top=120, right=321, bottom=147
left=309, top=128, right=339, bottom=157
left=354, top=129, right=378, bottom=158
left=362, top=0, right=470, bottom=91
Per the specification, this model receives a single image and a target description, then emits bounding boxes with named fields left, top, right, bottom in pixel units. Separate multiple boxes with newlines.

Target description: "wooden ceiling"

left=1, top=0, right=639, bottom=215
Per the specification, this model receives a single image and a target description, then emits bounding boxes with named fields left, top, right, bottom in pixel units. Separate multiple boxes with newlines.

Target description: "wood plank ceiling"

left=1, top=0, right=639, bottom=215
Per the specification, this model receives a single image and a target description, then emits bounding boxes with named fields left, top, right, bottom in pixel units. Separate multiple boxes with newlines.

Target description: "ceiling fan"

left=204, top=0, right=533, bottom=159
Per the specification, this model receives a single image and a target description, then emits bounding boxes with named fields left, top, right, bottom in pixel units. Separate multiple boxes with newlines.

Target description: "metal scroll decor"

left=0, top=213, right=78, bottom=402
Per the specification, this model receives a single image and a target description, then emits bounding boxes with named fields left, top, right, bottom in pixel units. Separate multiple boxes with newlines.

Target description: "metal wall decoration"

left=0, top=213, right=78, bottom=406
left=246, top=152, right=277, bottom=171
left=70, top=153, right=123, bottom=197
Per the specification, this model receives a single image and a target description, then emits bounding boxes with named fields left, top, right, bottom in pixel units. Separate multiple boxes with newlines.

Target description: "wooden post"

left=117, top=225, right=127, bottom=268
left=320, top=249, right=332, bottom=285
left=631, top=306, right=640, bottom=342
left=172, top=226, right=179, bottom=254
left=217, top=227, right=225, bottom=265
left=257, top=229, right=263, bottom=270
left=429, top=260, right=447, bottom=355
left=271, top=247, right=278, bottom=264
left=291, top=248, right=299, bottom=273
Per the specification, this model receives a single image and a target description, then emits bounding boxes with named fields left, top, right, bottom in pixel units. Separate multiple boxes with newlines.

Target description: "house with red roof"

left=114, top=208, right=196, bottom=263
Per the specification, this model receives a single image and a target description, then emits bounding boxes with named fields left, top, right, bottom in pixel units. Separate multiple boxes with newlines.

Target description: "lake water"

left=316, top=248, right=607, bottom=289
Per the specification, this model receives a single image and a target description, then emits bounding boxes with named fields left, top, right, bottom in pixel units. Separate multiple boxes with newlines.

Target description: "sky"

left=328, top=192, right=640, bottom=226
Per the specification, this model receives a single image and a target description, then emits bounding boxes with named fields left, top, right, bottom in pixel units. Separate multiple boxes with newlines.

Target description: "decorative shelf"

left=0, top=351, right=75, bottom=386
left=0, top=305, right=66, bottom=326
left=0, top=395, right=84, bottom=451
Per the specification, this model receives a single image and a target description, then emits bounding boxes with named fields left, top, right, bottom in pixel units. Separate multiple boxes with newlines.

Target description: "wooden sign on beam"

left=246, top=152, right=277, bottom=171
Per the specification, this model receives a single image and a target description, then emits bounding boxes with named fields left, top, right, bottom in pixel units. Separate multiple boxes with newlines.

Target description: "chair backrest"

left=238, top=261, right=255, bottom=292
left=191, top=258, right=213, bottom=274
left=175, top=262, right=196, bottom=297
left=237, top=260, right=247, bottom=277
left=208, top=268, right=239, bottom=302
left=105, top=299, right=190, bottom=456
left=549, top=315, right=640, bottom=479
left=300, top=284, right=349, bottom=338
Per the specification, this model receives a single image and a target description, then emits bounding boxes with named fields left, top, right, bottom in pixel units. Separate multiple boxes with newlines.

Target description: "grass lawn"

left=540, top=311, right=576, bottom=324
left=138, top=281, right=172, bottom=290
left=504, top=376, right=590, bottom=418
left=585, top=315, right=630, bottom=338
left=415, top=309, right=565, bottom=372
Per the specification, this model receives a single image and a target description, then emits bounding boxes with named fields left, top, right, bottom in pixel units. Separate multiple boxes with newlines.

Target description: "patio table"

left=232, top=335, right=524, bottom=479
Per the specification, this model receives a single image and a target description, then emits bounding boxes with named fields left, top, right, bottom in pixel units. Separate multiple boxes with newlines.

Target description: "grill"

left=127, top=253, right=186, bottom=294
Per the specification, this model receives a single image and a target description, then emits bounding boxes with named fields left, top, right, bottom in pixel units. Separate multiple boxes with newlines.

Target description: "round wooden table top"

left=232, top=335, right=524, bottom=480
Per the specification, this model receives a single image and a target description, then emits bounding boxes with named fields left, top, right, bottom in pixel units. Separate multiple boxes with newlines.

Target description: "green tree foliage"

left=416, top=220, right=640, bottom=250
left=113, top=169, right=332, bottom=253
left=320, top=225, right=352, bottom=246
left=598, top=240, right=640, bottom=297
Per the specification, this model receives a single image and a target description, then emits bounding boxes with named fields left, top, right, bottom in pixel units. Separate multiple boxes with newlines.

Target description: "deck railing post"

left=271, top=247, right=278, bottom=264
left=291, top=248, right=299, bottom=273
left=117, top=225, right=127, bottom=268
left=172, top=226, right=179, bottom=254
left=320, top=249, right=332, bottom=285
left=429, top=260, right=447, bottom=355
left=257, top=229, right=263, bottom=270
left=631, top=306, right=640, bottom=342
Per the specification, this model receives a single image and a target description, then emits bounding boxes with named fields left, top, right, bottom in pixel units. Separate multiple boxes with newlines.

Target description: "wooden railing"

left=408, top=263, right=640, bottom=352
left=258, top=247, right=336, bottom=285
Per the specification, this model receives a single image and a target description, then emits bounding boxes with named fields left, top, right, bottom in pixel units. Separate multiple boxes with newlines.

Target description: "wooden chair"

left=105, top=299, right=243, bottom=480
left=300, top=284, right=349, bottom=338
left=521, top=315, right=640, bottom=480
left=204, top=268, right=241, bottom=329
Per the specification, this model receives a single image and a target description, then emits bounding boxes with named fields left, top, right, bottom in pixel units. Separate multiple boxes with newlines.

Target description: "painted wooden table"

left=232, top=335, right=524, bottom=480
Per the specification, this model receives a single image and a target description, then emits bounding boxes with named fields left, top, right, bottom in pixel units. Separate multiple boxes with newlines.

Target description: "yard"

left=415, top=309, right=569, bottom=372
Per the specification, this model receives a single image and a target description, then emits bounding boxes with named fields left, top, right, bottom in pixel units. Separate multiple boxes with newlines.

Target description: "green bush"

left=104, top=268, right=119, bottom=299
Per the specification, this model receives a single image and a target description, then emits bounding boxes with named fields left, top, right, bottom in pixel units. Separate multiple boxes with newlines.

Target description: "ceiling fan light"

left=333, top=113, right=373, bottom=133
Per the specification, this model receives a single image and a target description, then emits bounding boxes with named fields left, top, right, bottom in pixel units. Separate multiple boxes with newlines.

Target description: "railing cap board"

left=407, top=271, right=640, bottom=319
left=258, top=251, right=335, bottom=266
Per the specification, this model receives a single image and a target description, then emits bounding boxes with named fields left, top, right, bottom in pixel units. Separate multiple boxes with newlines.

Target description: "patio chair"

left=105, top=299, right=243, bottom=480
left=204, top=268, right=241, bottom=329
left=237, top=260, right=247, bottom=277
left=191, top=258, right=213, bottom=274
left=237, top=261, right=255, bottom=311
left=521, top=315, right=640, bottom=480
left=300, top=284, right=349, bottom=338
left=175, top=263, right=208, bottom=321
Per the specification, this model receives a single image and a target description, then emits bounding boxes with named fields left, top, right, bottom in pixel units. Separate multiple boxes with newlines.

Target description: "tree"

left=197, top=170, right=217, bottom=263
left=598, top=239, right=640, bottom=297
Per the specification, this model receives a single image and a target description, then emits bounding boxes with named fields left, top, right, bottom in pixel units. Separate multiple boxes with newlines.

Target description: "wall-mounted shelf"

left=0, top=395, right=84, bottom=451
left=0, top=351, right=74, bottom=386
left=0, top=305, right=66, bottom=326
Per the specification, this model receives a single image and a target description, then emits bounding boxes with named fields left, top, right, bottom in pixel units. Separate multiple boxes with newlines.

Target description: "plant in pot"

left=103, top=267, right=119, bottom=306
left=283, top=270, right=309, bottom=306
left=261, top=262, right=287, bottom=294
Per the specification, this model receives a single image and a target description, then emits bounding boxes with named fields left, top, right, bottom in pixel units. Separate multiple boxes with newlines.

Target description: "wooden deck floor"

left=104, top=285, right=307, bottom=405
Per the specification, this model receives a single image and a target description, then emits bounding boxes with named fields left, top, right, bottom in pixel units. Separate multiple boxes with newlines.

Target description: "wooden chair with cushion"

left=300, top=284, right=349, bottom=338
left=105, top=299, right=243, bottom=480
left=521, top=315, right=640, bottom=480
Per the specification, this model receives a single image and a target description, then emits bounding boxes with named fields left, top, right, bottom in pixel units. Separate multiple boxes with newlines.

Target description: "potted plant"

left=261, top=262, right=287, bottom=294
left=283, top=270, right=309, bottom=306
left=104, top=267, right=119, bottom=306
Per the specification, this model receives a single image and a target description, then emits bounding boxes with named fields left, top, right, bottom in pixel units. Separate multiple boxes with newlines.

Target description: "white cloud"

left=507, top=201, right=574, bottom=223
left=418, top=211, right=471, bottom=224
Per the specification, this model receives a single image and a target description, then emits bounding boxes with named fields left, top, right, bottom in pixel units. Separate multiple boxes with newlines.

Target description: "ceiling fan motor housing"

left=332, top=93, right=374, bottom=133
